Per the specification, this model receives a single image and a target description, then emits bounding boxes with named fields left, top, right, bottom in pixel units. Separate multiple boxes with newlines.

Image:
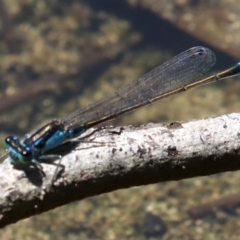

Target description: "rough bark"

left=1, top=113, right=240, bottom=227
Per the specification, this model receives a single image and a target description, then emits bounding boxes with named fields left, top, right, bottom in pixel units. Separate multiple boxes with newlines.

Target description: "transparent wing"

left=63, top=46, right=215, bottom=128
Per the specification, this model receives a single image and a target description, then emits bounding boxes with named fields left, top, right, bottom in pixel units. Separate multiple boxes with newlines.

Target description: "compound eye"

left=4, top=136, right=20, bottom=150
left=5, top=137, right=10, bottom=144
left=22, top=147, right=32, bottom=157
left=12, top=136, right=19, bottom=141
left=5, top=136, right=19, bottom=143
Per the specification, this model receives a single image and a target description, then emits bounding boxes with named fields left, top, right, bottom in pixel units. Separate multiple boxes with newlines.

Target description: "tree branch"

left=1, top=113, right=240, bottom=227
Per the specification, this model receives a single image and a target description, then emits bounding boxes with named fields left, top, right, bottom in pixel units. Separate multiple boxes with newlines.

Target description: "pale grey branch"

left=1, top=113, right=240, bottom=227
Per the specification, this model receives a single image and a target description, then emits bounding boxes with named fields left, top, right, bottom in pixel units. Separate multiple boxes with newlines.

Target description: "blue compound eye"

left=12, top=136, right=19, bottom=141
left=6, top=136, right=19, bottom=142
left=5, top=136, right=14, bottom=144
left=4, top=136, right=20, bottom=149
left=22, top=147, right=32, bottom=157
left=5, top=137, right=10, bottom=143
left=18, top=146, right=33, bottom=164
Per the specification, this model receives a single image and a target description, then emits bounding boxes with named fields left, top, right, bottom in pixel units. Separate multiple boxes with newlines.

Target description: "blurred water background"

left=0, top=0, right=240, bottom=239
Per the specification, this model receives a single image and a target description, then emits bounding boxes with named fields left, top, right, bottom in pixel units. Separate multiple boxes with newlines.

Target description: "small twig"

left=0, top=113, right=240, bottom=227
left=187, top=192, right=240, bottom=219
